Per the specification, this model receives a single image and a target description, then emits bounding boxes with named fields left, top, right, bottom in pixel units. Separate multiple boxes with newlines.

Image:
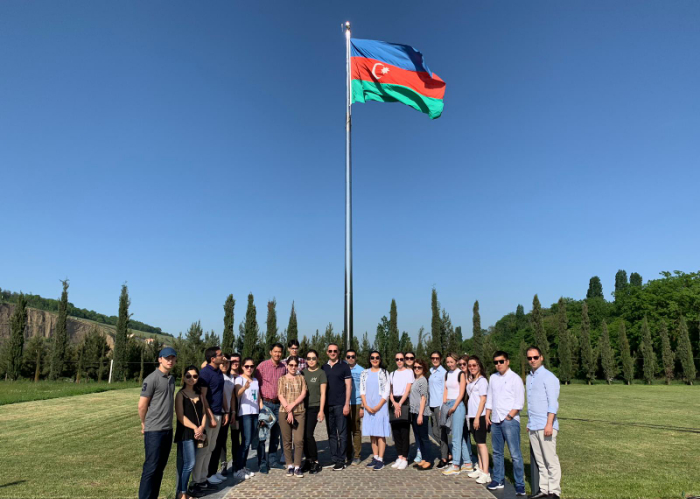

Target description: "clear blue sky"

left=2, top=1, right=699, bottom=344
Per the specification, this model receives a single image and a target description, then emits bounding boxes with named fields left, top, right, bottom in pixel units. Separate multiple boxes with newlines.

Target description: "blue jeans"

left=138, top=429, right=173, bottom=499
left=237, top=414, right=257, bottom=471
left=447, top=400, right=471, bottom=466
left=463, top=420, right=477, bottom=466
left=326, top=405, right=347, bottom=465
left=176, top=440, right=196, bottom=494
left=259, top=401, right=280, bottom=468
left=491, top=418, right=525, bottom=488
left=410, top=413, right=431, bottom=463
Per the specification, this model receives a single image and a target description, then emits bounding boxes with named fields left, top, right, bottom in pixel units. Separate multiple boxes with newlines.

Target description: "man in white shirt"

left=485, top=351, right=526, bottom=496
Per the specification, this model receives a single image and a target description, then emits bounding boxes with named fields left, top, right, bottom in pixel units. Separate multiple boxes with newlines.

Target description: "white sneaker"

left=391, top=460, right=401, bottom=468
left=207, top=474, right=223, bottom=485
left=476, top=471, right=491, bottom=484
left=467, top=468, right=482, bottom=478
left=244, top=468, right=255, bottom=478
left=397, top=459, right=408, bottom=470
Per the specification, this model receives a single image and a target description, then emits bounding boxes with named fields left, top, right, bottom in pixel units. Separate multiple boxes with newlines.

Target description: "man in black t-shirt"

left=321, top=343, right=352, bottom=470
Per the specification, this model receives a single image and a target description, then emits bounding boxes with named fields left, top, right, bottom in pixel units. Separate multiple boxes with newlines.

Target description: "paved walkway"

left=211, top=422, right=508, bottom=499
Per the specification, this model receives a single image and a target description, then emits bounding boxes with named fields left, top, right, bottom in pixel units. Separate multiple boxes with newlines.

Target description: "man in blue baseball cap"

left=138, top=347, right=177, bottom=499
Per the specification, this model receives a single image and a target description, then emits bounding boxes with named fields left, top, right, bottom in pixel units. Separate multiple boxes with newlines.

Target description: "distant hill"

left=0, top=288, right=172, bottom=338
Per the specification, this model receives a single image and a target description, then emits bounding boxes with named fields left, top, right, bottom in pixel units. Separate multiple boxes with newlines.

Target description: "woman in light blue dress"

left=360, top=350, right=391, bottom=471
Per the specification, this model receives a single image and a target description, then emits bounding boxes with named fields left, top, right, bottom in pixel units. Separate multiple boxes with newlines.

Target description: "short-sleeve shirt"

left=254, top=359, right=287, bottom=401
left=409, top=376, right=430, bottom=416
left=199, top=364, right=225, bottom=415
left=278, top=375, right=307, bottom=415
left=223, top=373, right=235, bottom=412
left=466, top=376, right=488, bottom=418
left=429, top=365, right=446, bottom=408
left=322, top=361, right=352, bottom=407
left=349, top=363, right=364, bottom=405
left=390, top=369, right=415, bottom=397
left=140, top=368, right=176, bottom=432
left=303, top=368, right=327, bottom=408
left=235, top=376, right=260, bottom=415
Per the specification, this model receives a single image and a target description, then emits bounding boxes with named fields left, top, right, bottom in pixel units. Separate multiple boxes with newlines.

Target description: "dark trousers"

left=138, top=429, right=173, bottom=499
left=208, top=417, right=230, bottom=477
left=411, top=413, right=432, bottom=462
left=391, top=420, right=410, bottom=458
left=303, top=406, right=320, bottom=462
left=326, top=405, right=347, bottom=465
left=230, top=425, right=240, bottom=468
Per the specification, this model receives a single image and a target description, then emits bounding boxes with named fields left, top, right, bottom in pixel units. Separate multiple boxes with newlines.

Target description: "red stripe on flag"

left=351, top=57, right=445, bottom=100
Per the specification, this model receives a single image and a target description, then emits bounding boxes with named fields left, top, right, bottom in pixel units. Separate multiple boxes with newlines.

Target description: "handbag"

left=189, top=397, right=208, bottom=449
left=389, top=400, right=409, bottom=422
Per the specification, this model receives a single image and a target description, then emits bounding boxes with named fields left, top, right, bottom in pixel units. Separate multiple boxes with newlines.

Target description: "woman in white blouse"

left=389, top=352, right=414, bottom=470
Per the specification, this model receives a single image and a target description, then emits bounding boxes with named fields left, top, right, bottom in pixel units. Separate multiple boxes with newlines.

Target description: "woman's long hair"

left=180, top=364, right=202, bottom=394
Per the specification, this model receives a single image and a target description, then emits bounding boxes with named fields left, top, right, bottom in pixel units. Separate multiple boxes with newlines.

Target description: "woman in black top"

left=175, top=365, right=207, bottom=499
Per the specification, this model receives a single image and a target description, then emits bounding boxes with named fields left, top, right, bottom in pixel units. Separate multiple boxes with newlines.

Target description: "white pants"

left=193, top=414, right=222, bottom=484
left=529, top=429, right=561, bottom=496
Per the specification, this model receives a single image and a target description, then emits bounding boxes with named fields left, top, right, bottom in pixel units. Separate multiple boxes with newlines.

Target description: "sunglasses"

left=243, top=365, right=255, bottom=369
left=494, top=359, right=506, bottom=365
left=370, top=356, right=380, bottom=360
left=527, top=355, right=540, bottom=361
left=458, top=362, right=467, bottom=366
left=413, top=366, right=423, bottom=370
left=306, top=356, right=317, bottom=361
left=395, top=358, right=404, bottom=362
left=346, top=355, right=356, bottom=359
left=405, top=356, right=415, bottom=360
left=328, top=349, right=338, bottom=353
left=231, top=360, right=240, bottom=364
left=185, top=374, right=198, bottom=379
left=430, top=356, right=441, bottom=360
left=288, top=364, right=298, bottom=368
left=467, top=363, right=478, bottom=368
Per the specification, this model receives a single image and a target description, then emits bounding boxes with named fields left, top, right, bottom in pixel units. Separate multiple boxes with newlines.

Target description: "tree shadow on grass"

left=0, top=480, right=26, bottom=488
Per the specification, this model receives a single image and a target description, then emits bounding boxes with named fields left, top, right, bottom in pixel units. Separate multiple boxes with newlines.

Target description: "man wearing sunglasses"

left=321, top=343, right=352, bottom=471
left=526, top=346, right=561, bottom=499
left=344, top=349, right=364, bottom=465
left=485, top=351, right=525, bottom=496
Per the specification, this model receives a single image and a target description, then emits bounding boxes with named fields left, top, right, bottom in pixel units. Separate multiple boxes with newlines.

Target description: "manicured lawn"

left=0, top=380, right=140, bottom=405
left=0, top=384, right=697, bottom=498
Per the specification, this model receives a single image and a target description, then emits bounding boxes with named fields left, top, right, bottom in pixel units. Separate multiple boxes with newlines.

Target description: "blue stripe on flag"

left=351, top=38, right=433, bottom=76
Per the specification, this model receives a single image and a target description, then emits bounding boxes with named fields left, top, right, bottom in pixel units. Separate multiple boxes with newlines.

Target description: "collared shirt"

left=485, top=368, right=524, bottom=423
left=348, top=363, right=364, bottom=405
left=281, top=355, right=307, bottom=372
left=140, top=368, right=176, bottom=431
left=526, top=366, right=560, bottom=431
left=199, top=364, right=225, bottom=415
left=322, top=360, right=351, bottom=407
left=429, top=365, right=446, bottom=408
left=254, top=359, right=287, bottom=401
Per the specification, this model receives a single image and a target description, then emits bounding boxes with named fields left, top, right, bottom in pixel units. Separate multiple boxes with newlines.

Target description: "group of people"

left=137, top=340, right=562, bottom=499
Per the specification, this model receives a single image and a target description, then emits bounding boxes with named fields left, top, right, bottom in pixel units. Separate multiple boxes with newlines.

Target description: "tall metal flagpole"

left=343, top=21, right=353, bottom=350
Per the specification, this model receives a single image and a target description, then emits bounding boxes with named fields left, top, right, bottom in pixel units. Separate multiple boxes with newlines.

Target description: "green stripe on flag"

left=351, top=79, right=444, bottom=119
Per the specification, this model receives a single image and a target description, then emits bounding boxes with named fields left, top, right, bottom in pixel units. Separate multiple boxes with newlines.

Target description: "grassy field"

left=0, top=380, right=140, bottom=405
left=0, top=384, right=697, bottom=498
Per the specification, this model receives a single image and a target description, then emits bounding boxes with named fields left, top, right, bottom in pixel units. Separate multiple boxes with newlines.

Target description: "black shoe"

left=188, top=487, right=205, bottom=498
left=333, top=462, right=346, bottom=471
left=528, top=493, right=550, bottom=499
left=301, top=461, right=311, bottom=473
left=436, top=460, right=448, bottom=469
left=199, top=482, right=217, bottom=491
left=286, top=467, right=294, bottom=478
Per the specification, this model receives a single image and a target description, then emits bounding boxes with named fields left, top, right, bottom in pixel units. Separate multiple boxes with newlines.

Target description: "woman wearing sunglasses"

left=459, top=355, right=478, bottom=471
left=301, top=349, right=327, bottom=474
left=234, top=358, right=261, bottom=481
left=359, top=350, right=391, bottom=471
left=409, top=359, right=432, bottom=470
left=174, top=365, right=207, bottom=499
left=441, top=352, right=473, bottom=476
left=389, top=352, right=414, bottom=470
left=277, top=356, right=308, bottom=478
left=466, top=355, right=491, bottom=484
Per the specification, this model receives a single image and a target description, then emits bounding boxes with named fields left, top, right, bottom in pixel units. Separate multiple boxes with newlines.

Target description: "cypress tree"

left=185, top=321, right=205, bottom=367
left=112, top=283, right=130, bottom=382
left=399, top=332, right=413, bottom=353
left=441, top=309, right=457, bottom=354
left=580, top=302, right=595, bottom=384
left=287, top=302, right=298, bottom=343
left=586, top=276, right=604, bottom=299
left=515, top=304, right=525, bottom=328
left=222, top=294, right=235, bottom=353
left=618, top=321, right=634, bottom=385
left=265, top=299, right=278, bottom=353
left=23, top=335, right=45, bottom=382
left=676, top=317, right=696, bottom=385
left=557, top=298, right=572, bottom=384
left=430, top=288, right=442, bottom=354
left=641, top=317, right=656, bottom=385
left=472, top=300, right=483, bottom=360
left=243, top=293, right=259, bottom=360
left=659, top=321, right=674, bottom=385
left=416, top=327, right=427, bottom=360
left=532, top=294, right=549, bottom=366
left=138, top=346, right=145, bottom=384
left=629, top=272, right=643, bottom=287
left=388, top=299, right=400, bottom=355
left=5, top=293, right=28, bottom=380
left=359, top=332, right=371, bottom=363
left=518, top=339, right=528, bottom=380
left=49, top=280, right=70, bottom=380
left=614, top=270, right=628, bottom=302
left=599, top=320, right=616, bottom=384
left=482, top=335, right=497, bottom=374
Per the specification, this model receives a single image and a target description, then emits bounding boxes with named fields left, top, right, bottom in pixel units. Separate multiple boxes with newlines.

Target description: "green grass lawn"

left=0, top=380, right=140, bottom=405
left=0, top=384, right=697, bottom=498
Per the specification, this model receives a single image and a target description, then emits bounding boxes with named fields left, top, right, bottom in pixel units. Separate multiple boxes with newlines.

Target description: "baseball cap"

left=159, top=347, right=177, bottom=358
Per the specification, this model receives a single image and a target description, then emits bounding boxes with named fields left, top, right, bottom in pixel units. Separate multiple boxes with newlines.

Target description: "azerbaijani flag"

left=351, top=38, right=446, bottom=119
